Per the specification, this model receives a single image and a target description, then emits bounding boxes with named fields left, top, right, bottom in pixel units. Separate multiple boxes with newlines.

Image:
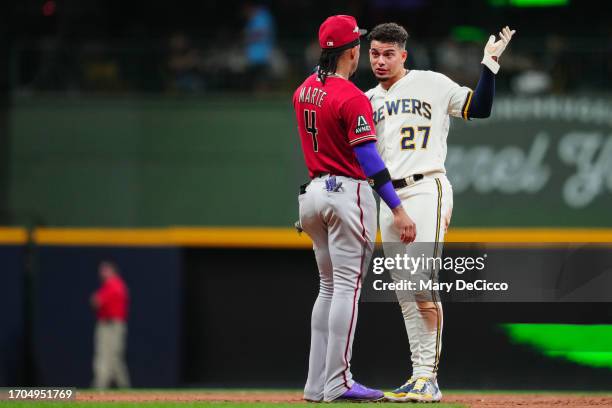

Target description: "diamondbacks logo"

left=355, top=115, right=371, bottom=134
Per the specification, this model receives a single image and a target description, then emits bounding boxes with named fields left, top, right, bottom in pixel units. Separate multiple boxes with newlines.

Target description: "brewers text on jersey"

left=372, top=98, right=433, bottom=124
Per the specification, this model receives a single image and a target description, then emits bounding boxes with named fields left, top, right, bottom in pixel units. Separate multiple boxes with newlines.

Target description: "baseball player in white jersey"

left=365, top=23, right=515, bottom=402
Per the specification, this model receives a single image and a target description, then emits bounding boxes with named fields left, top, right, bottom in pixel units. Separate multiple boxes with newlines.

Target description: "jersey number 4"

left=401, top=126, right=431, bottom=150
left=304, top=110, right=318, bottom=152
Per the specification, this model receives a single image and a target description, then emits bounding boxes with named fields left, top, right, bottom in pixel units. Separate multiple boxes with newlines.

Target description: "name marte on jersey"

left=373, top=98, right=432, bottom=124
left=298, top=86, right=327, bottom=108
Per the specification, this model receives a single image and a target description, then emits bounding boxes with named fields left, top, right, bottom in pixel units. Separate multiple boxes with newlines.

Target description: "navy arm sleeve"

left=353, top=141, right=401, bottom=209
left=466, top=65, right=495, bottom=118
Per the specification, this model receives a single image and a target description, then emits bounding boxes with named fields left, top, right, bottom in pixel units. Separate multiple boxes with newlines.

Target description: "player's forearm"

left=353, top=141, right=401, bottom=209
left=467, top=26, right=515, bottom=119
left=466, top=65, right=495, bottom=119
left=373, top=181, right=402, bottom=209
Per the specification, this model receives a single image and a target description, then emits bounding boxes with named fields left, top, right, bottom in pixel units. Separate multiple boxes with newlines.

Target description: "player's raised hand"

left=488, top=26, right=515, bottom=57
left=392, top=206, right=416, bottom=243
left=482, top=25, right=516, bottom=74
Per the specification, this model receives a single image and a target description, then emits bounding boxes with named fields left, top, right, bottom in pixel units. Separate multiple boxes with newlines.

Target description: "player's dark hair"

left=317, top=38, right=360, bottom=84
left=317, top=49, right=342, bottom=84
left=367, top=23, right=409, bottom=48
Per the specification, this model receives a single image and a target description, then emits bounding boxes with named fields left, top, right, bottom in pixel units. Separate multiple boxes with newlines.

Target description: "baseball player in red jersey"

left=293, top=15, right=415, bottom=403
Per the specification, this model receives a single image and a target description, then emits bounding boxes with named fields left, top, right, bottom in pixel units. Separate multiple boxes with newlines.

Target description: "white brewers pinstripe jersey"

left=365, top=70, right=472, bottom=179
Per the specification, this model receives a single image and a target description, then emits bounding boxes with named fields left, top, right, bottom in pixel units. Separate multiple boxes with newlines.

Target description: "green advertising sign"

left=9, top=95, right=612, bottom=228
left=446, top=97, right=612, bottom=227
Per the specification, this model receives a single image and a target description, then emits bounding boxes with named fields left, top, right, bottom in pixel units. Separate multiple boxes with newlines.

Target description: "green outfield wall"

left=9, top=95, right=612, bottom=227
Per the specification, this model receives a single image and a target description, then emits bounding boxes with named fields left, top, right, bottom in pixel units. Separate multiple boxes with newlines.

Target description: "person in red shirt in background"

left=90, top=260, right=131, bottom=389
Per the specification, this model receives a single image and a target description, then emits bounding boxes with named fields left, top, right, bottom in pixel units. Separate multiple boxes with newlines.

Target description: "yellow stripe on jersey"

left=462, top=91, right=474, bottom=120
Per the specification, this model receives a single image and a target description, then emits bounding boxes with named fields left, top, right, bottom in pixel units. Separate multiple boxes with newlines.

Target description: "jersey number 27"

left=401, top=126, right=431, bottom=150
left=304, top=110, right=318, bottom=152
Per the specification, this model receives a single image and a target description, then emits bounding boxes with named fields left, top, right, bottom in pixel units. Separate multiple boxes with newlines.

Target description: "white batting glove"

left=481, top=26, right=516, bottom=74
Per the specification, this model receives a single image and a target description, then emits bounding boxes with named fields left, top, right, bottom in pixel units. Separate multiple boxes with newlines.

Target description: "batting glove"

left=481, top=26, right=516, bottom=74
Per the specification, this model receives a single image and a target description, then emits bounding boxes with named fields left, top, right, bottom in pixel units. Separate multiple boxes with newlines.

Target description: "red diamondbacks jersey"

left=293, top=73, right=377, bottom=179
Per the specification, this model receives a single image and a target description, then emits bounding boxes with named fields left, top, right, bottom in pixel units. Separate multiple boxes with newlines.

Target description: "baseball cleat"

left=333, top=381, right=384, bottom=402
left=385, top=376, right=442, bottom=403
left=383, top=376, right=417, bottom=401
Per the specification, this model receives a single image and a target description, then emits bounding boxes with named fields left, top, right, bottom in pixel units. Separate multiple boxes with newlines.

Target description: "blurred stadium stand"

left=7, top=0, right=612, bottom=96
left=10, top=36, right=611, bottom=95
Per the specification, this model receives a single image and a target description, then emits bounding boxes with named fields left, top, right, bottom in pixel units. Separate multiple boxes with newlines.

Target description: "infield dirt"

left=77, top=390, right=612, bottom=407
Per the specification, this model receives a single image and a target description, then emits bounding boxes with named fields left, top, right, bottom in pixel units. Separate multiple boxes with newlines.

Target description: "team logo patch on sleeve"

left=355, top=115, right=372, bottom=134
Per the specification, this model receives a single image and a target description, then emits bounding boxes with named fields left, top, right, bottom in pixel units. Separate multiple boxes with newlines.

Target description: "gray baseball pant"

left=299, top=175, right=377, bottom=402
